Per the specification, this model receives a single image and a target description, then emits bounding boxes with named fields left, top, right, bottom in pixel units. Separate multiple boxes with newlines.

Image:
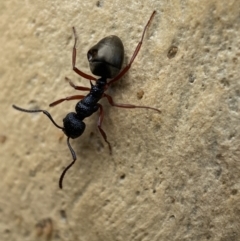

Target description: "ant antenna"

left=12, top=105, right=77, bottom=189
left=12, top=105, right=63, bottom=130
left=59, top=137, right=76, bottom=189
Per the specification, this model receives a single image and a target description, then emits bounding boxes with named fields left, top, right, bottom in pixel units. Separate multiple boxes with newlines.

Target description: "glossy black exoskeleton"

left=88, top=35, right=124, bottom=78
left=13, top=11, right=161, bottom=189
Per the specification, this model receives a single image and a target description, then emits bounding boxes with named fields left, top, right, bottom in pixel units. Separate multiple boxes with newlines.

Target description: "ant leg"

left=97, top=104, right=112, bottom=154
left=49, top=95, right=85, bottom=107
left=103, top=93, right=161, bottom=113
left=65, top=77, right=91, bottom=92
left=72, top=27, right=97, bottom=81
left=107, top=11, right=156, bottom=86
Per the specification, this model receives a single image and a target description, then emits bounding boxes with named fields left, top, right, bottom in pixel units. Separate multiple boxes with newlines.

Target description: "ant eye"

left=87, top=49, right=98, bottom=61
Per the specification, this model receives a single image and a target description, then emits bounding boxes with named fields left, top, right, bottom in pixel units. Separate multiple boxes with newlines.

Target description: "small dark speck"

left=0, top=135, right=7, bottom=144
left=60, top=210, right=67, bottom=220
left=216, top=153, right=223, bottom=159
left=136, top=190, right=140, bottom=195
left=120, top=174, right=125, bottom=180
left=220, top=78, right=230, bottom=87
left=189, top=73, right=195, bottom=83
left=215, top=168, right=222, bottom=178
left=104, top=199, right=110, bottom=206
left=232, top=57, right=237, bottom=64
left=153, top=189, right=156, bottom=194
left=167, top=46, right=178, bottom=59
left=231, top=189, right=238, bottom=195
left=228, top=132, right=235, bottom=140
left=89, top=131, right=95, bottom=139
left=137, top=90, right=144, bottom=99
left=96, top=0, right=103, bottom=7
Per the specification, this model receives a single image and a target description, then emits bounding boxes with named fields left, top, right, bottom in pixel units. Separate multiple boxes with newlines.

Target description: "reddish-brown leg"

left=97, top=104, right=112, bottom=154
left=49, top=95, right=85, bottom=107
left=103, top=93, right=161, bottom=113
left=72, top=27, right=97, bottom=81
left=107, top=11, right=156, bottom=86
left=65, top=77, right=91, bottom=92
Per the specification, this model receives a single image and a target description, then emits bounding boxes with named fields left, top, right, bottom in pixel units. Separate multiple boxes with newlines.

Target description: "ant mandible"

left=13, top=10, right=161, bottom=189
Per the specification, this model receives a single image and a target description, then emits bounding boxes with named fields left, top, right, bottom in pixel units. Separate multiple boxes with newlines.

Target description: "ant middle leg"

left=103, top=93, right=161, bottom=113
left=72, top=27, right=97, bottom=81
left=49, top=95, right=85, bottom=107
left=107, top=11, right=156, bottom=86
left=97, top=104, right=112, bottom=155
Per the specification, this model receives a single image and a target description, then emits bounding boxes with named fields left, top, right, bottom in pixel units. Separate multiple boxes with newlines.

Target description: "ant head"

left=63, top=112, right=86, bottom=139
left=87, top=35, right=124, bottom=78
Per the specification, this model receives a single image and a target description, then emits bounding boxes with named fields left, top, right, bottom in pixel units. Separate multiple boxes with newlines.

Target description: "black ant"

left=13, top=11, right=161, bottom=189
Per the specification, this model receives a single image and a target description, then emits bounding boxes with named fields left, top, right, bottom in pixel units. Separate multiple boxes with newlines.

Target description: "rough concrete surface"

left=0, top=0, right=240, bottom=240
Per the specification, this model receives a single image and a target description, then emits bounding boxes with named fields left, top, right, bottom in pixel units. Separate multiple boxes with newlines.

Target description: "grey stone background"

left=0, top=0, right=240, bottom=240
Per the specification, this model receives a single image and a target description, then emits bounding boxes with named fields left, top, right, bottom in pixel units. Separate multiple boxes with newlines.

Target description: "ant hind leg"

left=97, top=104, right=112, bottom=155
left=103, top=93, right=161, bottom=113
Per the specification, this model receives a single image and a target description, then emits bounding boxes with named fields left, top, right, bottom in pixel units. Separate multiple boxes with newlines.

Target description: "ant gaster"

left=13, top=11, right=161, bottom=189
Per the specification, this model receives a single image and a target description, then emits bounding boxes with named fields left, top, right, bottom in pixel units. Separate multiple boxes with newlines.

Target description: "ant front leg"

left=97, top=104, right=112, bottom=155
left=103, top=94, right=161, bottom=113
left=107, top=11, right=156, bottom=86
left=72, top=27, right=97, bottom=81
left=66, top=77, right=91, bottom=92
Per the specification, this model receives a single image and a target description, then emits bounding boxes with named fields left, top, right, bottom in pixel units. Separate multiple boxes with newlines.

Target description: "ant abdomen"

left=87, top=35, right=124, bottom=78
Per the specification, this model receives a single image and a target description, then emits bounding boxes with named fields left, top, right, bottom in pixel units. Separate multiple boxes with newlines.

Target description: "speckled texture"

left=0, top=0, right=240, bottom=240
